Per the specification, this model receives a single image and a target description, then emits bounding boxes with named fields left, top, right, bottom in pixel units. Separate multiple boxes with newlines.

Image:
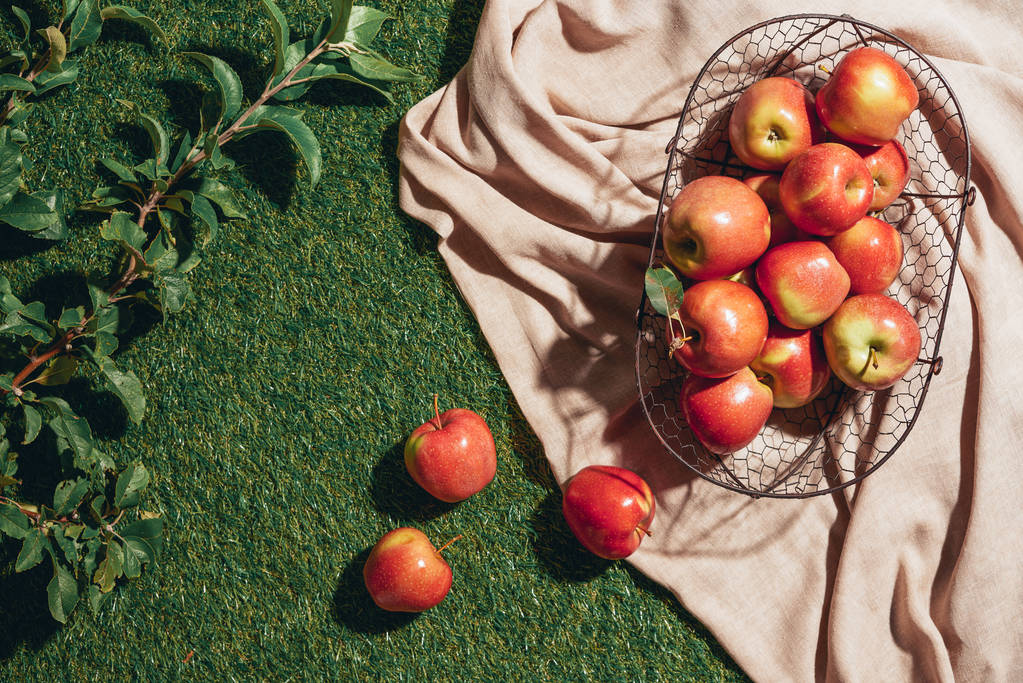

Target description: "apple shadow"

left=528, top=490, right=611, bottom=583
left=332, top=547, right=420, bottom=634
left=369, top=440, right=458, bottom=522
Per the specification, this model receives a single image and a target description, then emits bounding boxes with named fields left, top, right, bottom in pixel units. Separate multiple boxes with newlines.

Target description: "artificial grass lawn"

left=0, top=1, right=749, bottom=680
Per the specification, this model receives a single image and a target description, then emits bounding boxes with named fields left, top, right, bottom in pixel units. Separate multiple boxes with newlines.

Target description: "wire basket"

left=636, top=14, right=973, bottom=498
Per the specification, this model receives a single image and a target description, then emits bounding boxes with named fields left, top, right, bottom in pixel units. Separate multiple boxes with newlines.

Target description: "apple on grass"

left=822, top=294, right=922, bottom=391
left=562, top=465, right=655, bottom=560
left=826, top=216, right=904, bottom=295
left=750, top=321, right=831, bottom=409
left=779, top=142, right=874, bottom=236
left=666, top=279, right=768, bottom=378
left=851, top=140, right=911, bottom=211
left=405, top=395, right=496, bottom=503
left=816, top=46, right=919, bottom=146
left=680, top=367, right=773, bottom=455
left=755, top=241, right=851, bottom=330
left=363, top=527, right=461, bottom=612
left=662, top=175, right=770, bottom=280
left=728, top=76, right=824, bottom=171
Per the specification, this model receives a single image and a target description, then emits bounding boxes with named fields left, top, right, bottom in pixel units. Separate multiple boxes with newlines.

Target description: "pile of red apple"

left=658, top=46, right=923, bottom=455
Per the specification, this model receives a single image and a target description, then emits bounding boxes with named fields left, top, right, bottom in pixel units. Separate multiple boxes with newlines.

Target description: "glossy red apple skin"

left=822, top=294, right=922, bottom=391
left=750, top=321, right=831, bottom=408
left=405, top=403, right=497, bottom=503
left=826, top=216, right=904, bottom=295
left=755, top=241, right=851, bottom=329
left=561, top=465, right=655, bottom=560
left=779, top=143, right=874, bottom=236
left=363, top=528, right=453, bottom=612
left=663, top=175, right=770, bottom=279
left=743, top=174, right=812, bottom=248
left=851, top=140, right=911, bottom=211
left=816, top=46, right=919, bottom=146
left=667, top=279, right=768, bottom=378
left=680, top=367, right=774, bottom=455
left=728, top=77, right=825, bottom=171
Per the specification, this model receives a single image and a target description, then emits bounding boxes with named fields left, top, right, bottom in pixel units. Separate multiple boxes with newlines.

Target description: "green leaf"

left=94, top=331, right=118, bottom=356
left=12, top=7, right=31, bottom=41
left=0, top=312, right=50, bottom=342
left=169, top=131, right=193, bottom=173
left=260, top=0, right=290, bottom=77
left=349, top=52, right=419, bottom=83
left=644, top=266, right=685, bottom=319
left=32, top=60, right=79, bottom=96
left=100, top=158, right=137, bottom=183
left=62, top=0, right=83, bottom=24
left=272, top=59, right=394, bottom=103
left=58, top=306, right=84, bottom=330
left=0, top=134, right=24, bottom=207
left=119, top=538, right=140, bottom=578
left=0, top=191, right=61, bottom=233
left=344, top=6, right=390, bottom=45
left=114, top=463, right=149, bottom=508
left=190, top=193, right=218, bottom=242
left=121, top=516, right=163, bottom=556
left=36, top=355, right=78, bottom=386
left=100, top=211, right=146, bottom=253
left=94, top=543, right=123, bottom=593
left=16, top=528, right=45, bottom=572
left=326, top=0, right=354, bottom=41
left=183, top=52, right=244, bottom=124
left=0, top=74, right=36, bottom=94
left=0, top=501, right=30, bottom=539
left=155, top=271, right=190, bottom=315
left=25, top=189, right=68, bottom=241
left=119, top=100, right=169, bottom=165
left=43, top=397, right=95, bottom=471
left=99, top=5, right=167, bottom=43
left=86, top=352, right=145, bottom=424
left=22, top=403, right=41, bottom=444
left=68, top=0, right=103, bottom=52
left=47, top=560, right=79, bottom=623
left=53, top=477, right=89, bottom=515
left=196, top=178, right=245, bottom=219
left=88, top=281, right=109, bottom=311
left=18, top=300, right=47, bottom=325
left=240, top=106, right=321, bottom=188
left=37, top=27, right=67, bottom=72
left=0, top=49, right=30, bottom=72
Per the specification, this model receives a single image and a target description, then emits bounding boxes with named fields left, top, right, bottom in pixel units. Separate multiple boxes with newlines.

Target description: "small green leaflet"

left=0, top=133, right=24, bottom=207
left=94, top=543, right=123, bottom=593
left=22, top=403, right=41, bottom=444
left=119, top=100, right=169, bottom=165
left=114, top=463, right=149, bottom=508
left=239, top=106, right=321, bottom=188
left=644, top=266, right=685, bottom=319
left=196, top=178, right=246, bottom=219
left=100, top=157, right=137, bottom=183
left=344, top=6, right=390, bottom=45
left=0, top=191, right=61, bottom=233
left=260, top=0, right=290, bottom=77
left=349, top=52, right=419, bottom=83
left=99, top=5, right=167, bottom=43
left=37, top=27, right=67, bottom=72
left=326, top=0, right=354, bottom=42
left=0, top=74, right=35, bottom=93
left=100, top=211, right=147, bottom=253
left=12, top=6, right=31, bottom=41
left=183, top=52, right=244, bottom=125
left=0, top=501, right=30, bottom=539
left=53, top=478, right=90, bottom=515
left=48, top=559, right=79, bottom=623
left=67, top=0, right=103, bottom=52
left=15, top=527, right=46, bottom=572
left=35, top=356, right=78, bottom=386
left=84, top=350, right=146, bottom=424
left=156, top=271, right=191, bottom=315
left=33, top=60, right=79, bottom=96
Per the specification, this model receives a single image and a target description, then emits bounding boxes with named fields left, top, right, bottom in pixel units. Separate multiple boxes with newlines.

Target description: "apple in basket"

left=755, top=240, right=850, bottom=330
left=750, top=321, right=831, bottom=409
left=363, top=527, right=461, bottom=612
left=562, top=465, right=655, bottom=560
left=822, top=294, right=922, bottom=391
left=851, top=139, right=911, bottom=211
left=743, top=173, right=808, bottom=248
left=779, top=142, right=874, bottom=236
left=728, top=76, right=825, bottom=171
left=666, top=279, right=768, bottom=378
left=680, top=367, right=774, bottom=455
left=826, top=216, right=904, bottom=295
left=816, top=46, right=920, bottom=146
left=662, top=175, right=770, bottom=280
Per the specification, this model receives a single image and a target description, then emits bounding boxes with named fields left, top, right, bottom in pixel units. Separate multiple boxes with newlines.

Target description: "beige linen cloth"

left=397, top=1, right=1023, bottom=680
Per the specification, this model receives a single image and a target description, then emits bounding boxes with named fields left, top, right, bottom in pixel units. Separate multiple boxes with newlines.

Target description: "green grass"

left=0, top=1, right=748, bottom=680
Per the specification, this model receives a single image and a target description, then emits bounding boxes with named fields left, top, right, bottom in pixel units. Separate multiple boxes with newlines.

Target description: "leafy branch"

left=0, top=0, right=417, bottom=623
left=0, top=1, right=164, bottom=240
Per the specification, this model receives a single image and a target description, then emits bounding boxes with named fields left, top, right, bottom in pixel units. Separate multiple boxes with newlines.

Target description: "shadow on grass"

left=332, top=546, right=420, bottom=635
left=0, top=227, right=53, bottom=262
left=370, top=440, right=457, bottom=523
left=529, top=489, right=610, bottom=583
left=0, top=543, right=60, bottom=661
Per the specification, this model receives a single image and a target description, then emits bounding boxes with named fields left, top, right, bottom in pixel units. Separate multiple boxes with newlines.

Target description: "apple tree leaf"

left=644, top=266, right=685, bottom=319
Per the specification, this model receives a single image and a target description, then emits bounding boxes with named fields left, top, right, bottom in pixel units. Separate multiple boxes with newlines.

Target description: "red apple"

left=666, top=279, right=768, bottom=378
left=779, top=142, right=874, bottom=236
left=816, top=46, right=919, bottom=146
left=363, top=527, right=459, bottom=612
left=680, top=367, right=773, bottom=455
left=562, top=465, right=654, bottom=560
left=755, top=241, right=851, bottom=330
left=851, top=140, right=911, bottom=210
left=728, top=77, right=825, bottom=171
left=825, top=216, right=904, bottom=295
left=749, top=321, right=831, bottom=408
left=404, top=395, right=497, bottom=503
left=662, top=175, right=770, bottom=279
left=743, top=173, right=811, bottom=248
left=822, top=294, right=922, bottom=391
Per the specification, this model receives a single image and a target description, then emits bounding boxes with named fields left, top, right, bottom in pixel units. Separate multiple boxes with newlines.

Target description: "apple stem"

left=431, top=393, right=443, bottom=430
left=818, top=63, right=832, bottom=75
left=639, top=526, right=652, bottom=538
left=869, top=347, right=879, bottom=370
left=667, top=332, right=692, bottom=359
left=435, top=534, right=463, bottom=556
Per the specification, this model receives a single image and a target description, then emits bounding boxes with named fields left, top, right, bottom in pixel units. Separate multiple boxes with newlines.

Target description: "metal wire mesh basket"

left=636, top=14, right=973, bottom=498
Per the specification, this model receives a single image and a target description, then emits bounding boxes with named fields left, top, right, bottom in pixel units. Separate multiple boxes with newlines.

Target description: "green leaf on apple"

left=644, top=266, right=684, bottom=320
